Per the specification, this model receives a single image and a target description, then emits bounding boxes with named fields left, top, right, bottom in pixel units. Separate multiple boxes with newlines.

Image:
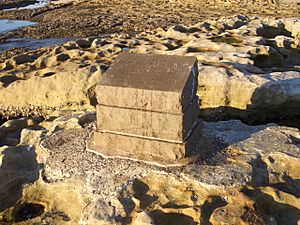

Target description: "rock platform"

left=0, top=15, right=299, bottom=225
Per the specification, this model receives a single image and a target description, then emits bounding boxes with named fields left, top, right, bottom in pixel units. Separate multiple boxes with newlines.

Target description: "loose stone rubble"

left=88, top=53, right=203, bottom=165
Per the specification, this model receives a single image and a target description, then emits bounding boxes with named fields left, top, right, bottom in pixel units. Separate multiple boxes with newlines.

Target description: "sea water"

left=0, top=37, right=74, bottom=52
left=0, top=19, right=36, bottom=33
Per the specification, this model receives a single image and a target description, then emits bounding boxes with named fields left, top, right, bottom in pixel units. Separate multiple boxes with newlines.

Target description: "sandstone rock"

left=0, top=61, right=101, bottom=115
left=274, top=35, right=295, bottom=48
left=197, top=65, right=258, bottom=110
left=277, top=0, right=300, bottom=3
left=0, top=117, right=42, bottom=146
left=0, top=145, right=39, bottom=212
left=283, top=18, right=300, bottom=46
left=198, top=64, right=300, bottom=122
left=0, top=111, right=298, bottom=224
left=1, top=16, right=298, bottom=124
left=159, top=26, right=195, bottom=42
left=0, top=13, right=300, bottom=225
left=131, top=212, right=155, bottom=225
left=249, top=73, right=300, bottom=117
left=20, top=128, right=44, bottom=145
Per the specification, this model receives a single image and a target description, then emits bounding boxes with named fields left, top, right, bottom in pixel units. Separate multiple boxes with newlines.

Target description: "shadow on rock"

left=256, top=23, right=292, bottom=39
left=132, top=179, right=158, bottom=210
left=241, top=187, right=300, bottom=225
left=200, top=195, right=228, bottom=225
left=0, top=145, right=40, bottom=212
left=149, top=210, right=197, bottom=225
left=271, top=174, right=300, bottom=198
left=200, top=77, right=300, bottom=129
left=249, top=155, right=269, bottom=187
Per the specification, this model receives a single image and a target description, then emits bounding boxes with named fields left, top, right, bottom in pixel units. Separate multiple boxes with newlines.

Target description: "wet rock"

left=0, top=0, right=37, bottom=10
left=75, top=39, right=93, bottom=49
left=56, top=53, right=70, bottom=62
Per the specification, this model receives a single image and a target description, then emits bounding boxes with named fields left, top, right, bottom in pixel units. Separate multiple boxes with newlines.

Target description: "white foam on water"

left=4, top=0, right=49, bottom=10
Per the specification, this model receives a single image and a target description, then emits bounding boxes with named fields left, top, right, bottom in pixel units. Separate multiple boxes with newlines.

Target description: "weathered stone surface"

left=1, top=17, right=300, bottom=125
left=1, top=14, right=300, bottom=225
left=0, top=61, right=101, bottom=117
left=198, top=66, right=300, bottom=122
left=0, top=145, right=39, bottom=212
left=277, top=0, right=300, bottom=4
left=97, top=98, right=200, bottom=141
left=92, top=53, right=201, bottom=164
left=97, top=53, right=198, bottom=113
left=87, top=119, right=203, bottom=165
left=1, top=112, right=300, bottom=224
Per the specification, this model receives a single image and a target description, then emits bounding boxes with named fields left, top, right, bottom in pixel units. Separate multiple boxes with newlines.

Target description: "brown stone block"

left=87, top=119, right=203, bottom=166
left=97, top=98, right=200, bottom=141
left=96, top=53, right=198, bottom=113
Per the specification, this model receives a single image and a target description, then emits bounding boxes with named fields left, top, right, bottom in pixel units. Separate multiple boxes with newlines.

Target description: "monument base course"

left=87, top=119, right=203, bottom=166
left=97, top=98, right=200, bottom=141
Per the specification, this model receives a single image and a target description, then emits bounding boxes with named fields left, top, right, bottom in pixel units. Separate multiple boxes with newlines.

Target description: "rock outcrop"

left=0, top=112, right=299, bottom=224
left=1, top=16, right=300, bottom=125
left=0, top=15, right=299, bottom=224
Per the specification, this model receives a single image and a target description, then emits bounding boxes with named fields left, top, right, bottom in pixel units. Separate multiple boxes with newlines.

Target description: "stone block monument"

left=87, top=53, right=203, bottom=165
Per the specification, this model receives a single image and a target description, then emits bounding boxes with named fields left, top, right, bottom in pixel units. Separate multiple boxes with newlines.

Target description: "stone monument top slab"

left=96, top=53, right=199, bottom=113
left=99, top=53, right=198, bottom=92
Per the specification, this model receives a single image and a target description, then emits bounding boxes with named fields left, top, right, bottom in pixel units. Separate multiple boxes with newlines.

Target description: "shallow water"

left=0, top=37, right=74, bottom=52
left=0, top=19, right=36, bottom=33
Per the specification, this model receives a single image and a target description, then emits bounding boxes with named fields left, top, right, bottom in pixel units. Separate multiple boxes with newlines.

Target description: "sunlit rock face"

left=0, top=111, right=299, bottom=225
left=0, top=15, right=299, bottom=225
left=1, top=16, right=300, bottom=125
